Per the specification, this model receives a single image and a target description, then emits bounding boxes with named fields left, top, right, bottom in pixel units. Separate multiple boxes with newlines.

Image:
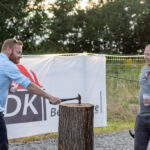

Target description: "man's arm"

left=27, top=82, right=61, bottom=105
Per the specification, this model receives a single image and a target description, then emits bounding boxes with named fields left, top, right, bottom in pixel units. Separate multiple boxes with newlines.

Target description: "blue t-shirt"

left=0, top=53, right=30, bottom=112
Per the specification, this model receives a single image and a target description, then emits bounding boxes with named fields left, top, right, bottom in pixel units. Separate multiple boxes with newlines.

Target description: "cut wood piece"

left=58, top=103, right=94, bottom=150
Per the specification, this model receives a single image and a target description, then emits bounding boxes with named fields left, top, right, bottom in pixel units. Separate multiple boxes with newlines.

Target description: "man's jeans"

left=134, top=115, right=150, bottom=150
left=0, top=112, right=8, bottom=150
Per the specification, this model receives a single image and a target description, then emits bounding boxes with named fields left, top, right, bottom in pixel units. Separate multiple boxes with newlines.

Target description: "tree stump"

left=58, top=103, right=94, bottom=150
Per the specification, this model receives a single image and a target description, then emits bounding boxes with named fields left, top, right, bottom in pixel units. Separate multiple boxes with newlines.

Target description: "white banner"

left=4, top=54, right=106, bottom=139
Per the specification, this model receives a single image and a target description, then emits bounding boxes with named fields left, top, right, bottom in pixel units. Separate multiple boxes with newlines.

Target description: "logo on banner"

left=4, top=64, right=46, bottom=124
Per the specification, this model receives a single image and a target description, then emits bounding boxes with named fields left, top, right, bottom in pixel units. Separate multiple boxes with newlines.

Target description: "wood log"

left=58, top=103, right=94, bottom=150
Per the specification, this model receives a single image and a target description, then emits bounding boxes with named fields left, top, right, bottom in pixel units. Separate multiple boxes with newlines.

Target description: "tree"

left=133, top=0, right=150, bottom=53
left=47, top=0, right=145, bottom=54
left=0, top=0, right=51, bottom=54
left=47, top=0, right=150, bottom=54
left=45, top=0, right=79, bottom=53
left=1, top=0, right=150, bottom=54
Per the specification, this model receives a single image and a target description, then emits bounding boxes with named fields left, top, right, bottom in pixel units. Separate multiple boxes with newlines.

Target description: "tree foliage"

left=47, top=0, right=150, bottom=54
left=1, top=0, right=150, bottom=54
left=0, top=0, right=50, bottom=53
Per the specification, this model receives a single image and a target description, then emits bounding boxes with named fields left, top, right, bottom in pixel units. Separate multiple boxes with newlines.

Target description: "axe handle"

left=61, top=98, right=78, bottom=102
left=49, top=98, right=78, bottom=104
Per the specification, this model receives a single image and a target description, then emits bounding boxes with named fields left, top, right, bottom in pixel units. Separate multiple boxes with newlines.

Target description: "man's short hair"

left=1, top=38, right=23, bottom=52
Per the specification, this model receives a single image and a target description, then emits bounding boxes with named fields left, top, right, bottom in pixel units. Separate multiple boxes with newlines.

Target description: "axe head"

left=78, top=94, right=81, bottom=104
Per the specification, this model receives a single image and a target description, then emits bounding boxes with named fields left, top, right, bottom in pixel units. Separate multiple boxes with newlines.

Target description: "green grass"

left=9, top=132, right=58, bottom=143
left=94, top=121, right=134, bottom=134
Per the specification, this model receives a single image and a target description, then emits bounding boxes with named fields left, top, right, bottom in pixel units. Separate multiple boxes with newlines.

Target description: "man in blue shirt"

left=0, top=38, right=61, bottom=150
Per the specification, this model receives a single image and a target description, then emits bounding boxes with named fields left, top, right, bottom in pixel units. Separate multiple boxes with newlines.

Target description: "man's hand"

left=143, top=98, right=150, bottom=106
left=48, top=95, right=61, bottom=105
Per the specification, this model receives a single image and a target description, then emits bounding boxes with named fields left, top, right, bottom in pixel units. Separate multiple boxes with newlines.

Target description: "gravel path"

left=9, top=130, right=144, bottom=150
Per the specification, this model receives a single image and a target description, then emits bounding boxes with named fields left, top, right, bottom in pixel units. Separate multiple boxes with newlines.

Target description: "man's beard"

left=9, top=54, right=20, bottom=64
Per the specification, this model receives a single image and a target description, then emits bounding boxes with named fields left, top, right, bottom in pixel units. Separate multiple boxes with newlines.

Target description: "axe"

left=49, top=94, right=81, bottom=104
left=61, top=94, right=81, bottom=104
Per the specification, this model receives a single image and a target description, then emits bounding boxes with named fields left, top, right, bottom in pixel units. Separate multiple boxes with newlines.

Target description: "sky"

left=79, top=0, right=99, bottom=9
left=43, top=0, right=99, bottom=9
